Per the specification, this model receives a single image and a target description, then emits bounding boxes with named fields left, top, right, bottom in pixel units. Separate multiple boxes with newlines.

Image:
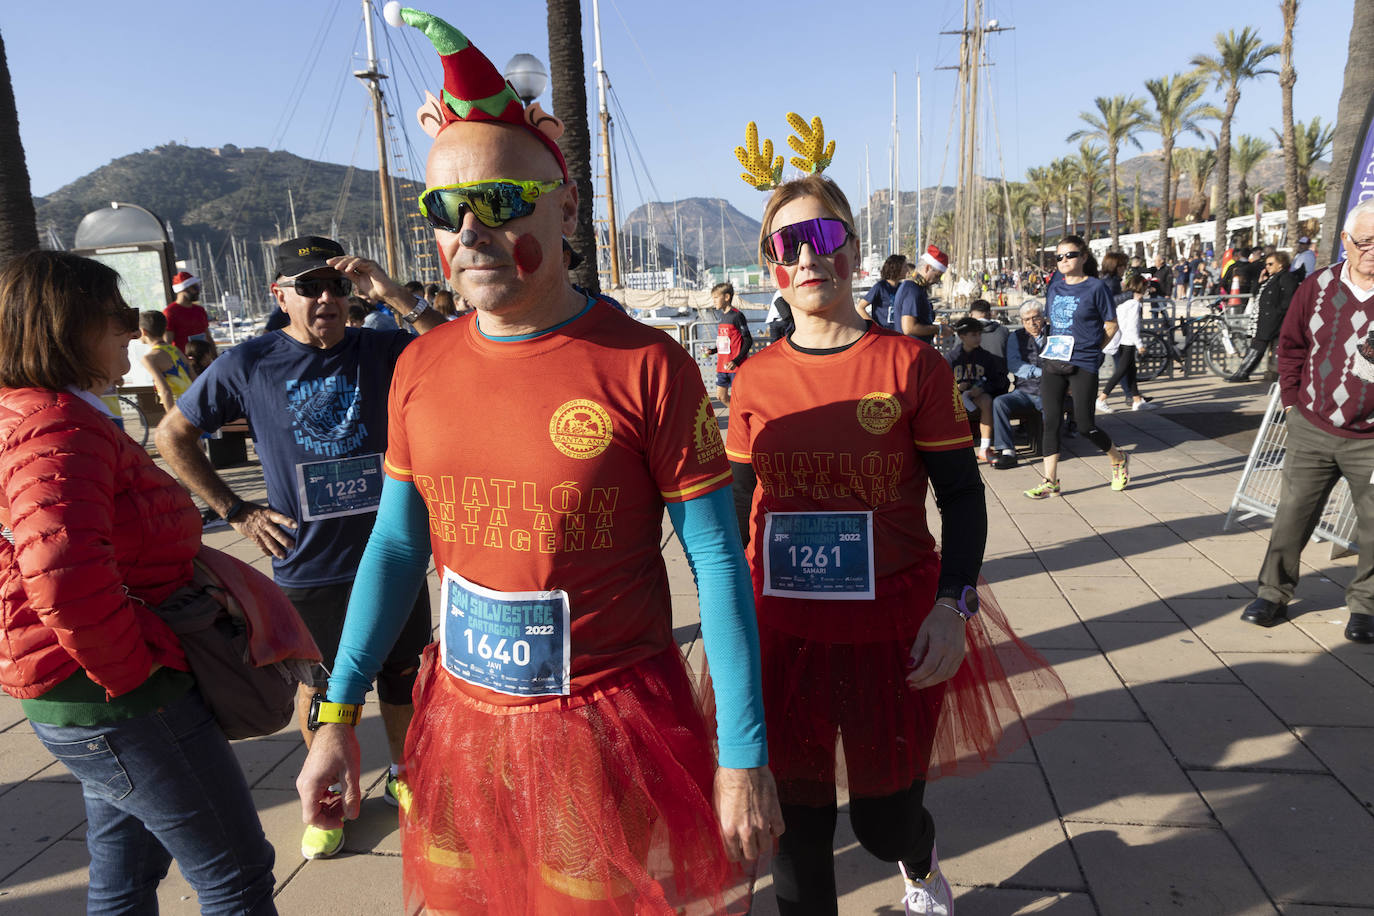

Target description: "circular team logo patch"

left=856, top=391, right=901, bottom=435
left=549, top=399, right=614, bottom=459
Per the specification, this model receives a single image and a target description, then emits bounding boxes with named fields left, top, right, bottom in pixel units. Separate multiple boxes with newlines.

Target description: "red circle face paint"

left=833, top=252, right=850, bottom=278
left=513, top=234, right=544, bottom=275
left=774, top=265, right=791, bottom=289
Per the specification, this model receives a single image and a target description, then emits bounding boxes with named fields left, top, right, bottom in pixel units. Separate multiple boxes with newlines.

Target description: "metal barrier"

left=1224, top=383, right=1358, bottom=556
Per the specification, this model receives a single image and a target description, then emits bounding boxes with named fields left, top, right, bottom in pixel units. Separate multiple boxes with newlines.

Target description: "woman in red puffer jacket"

left=0, top=251, right=277, bottom=915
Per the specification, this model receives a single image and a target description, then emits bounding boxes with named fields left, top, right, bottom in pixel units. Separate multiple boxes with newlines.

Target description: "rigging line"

left=607, top=84, right=664, bottom=204
left=302, top=24, right=365, bottom=196
left=605, top=0, right=699, bottom=158
left=333, top=106, right=373, bottom=229
left=923, top=79, right=961, bottom=245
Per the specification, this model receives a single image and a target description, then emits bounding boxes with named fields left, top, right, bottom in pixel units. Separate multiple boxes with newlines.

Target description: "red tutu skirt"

left=760, top=575, right=1069, bottom=808
left=400, top=644, right=751, bottom=915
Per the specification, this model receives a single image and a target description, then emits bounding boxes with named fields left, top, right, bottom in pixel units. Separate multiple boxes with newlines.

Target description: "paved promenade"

left=3, top=372, right=1373, bottom=914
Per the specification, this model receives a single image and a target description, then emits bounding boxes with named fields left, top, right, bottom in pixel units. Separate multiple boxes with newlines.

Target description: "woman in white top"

left=1097, top=273, right=1154, bottom=411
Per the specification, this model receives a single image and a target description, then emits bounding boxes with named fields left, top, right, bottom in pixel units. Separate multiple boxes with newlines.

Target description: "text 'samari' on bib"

left=439, top=567, right=571, bottom=697
left=762, top=511, right=875, bottom=600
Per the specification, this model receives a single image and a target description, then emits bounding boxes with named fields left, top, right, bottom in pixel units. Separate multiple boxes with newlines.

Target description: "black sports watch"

left=936, top=584, right=980, bottom=621
left=308, top=694, right=363, bottom=730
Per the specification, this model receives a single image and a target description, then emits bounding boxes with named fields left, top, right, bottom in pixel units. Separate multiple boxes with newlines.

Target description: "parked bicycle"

left=1135, top=313, right=1248, bottom=381
left=115, top=394, right=151, bottom=448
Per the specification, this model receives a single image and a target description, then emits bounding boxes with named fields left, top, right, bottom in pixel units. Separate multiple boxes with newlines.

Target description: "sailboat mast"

left=891, top=73, right=900, bottom=256
left=865, top=145, right=873, bottom=262
left=355, top=0, right=399, bottom=278
left=592, top=0, right=621, bottom=288
left=915, top=67, right=922, bottom=259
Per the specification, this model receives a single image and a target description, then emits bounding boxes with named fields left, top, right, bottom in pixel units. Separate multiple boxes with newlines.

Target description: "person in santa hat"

left=895, top=245, right=946, bottom=343
left=164, top=271, right=217, bottom=358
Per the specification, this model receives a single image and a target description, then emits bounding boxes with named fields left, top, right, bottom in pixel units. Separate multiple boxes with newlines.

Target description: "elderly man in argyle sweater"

left=1241, top=199, right=1374, bottom=643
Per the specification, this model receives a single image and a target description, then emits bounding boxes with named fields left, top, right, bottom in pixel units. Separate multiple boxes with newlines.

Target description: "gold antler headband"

left=734, top=114, right=836, bottom=191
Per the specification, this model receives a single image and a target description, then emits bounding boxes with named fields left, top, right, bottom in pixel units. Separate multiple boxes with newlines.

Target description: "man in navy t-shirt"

left=156, top=235, right=446, bottom=861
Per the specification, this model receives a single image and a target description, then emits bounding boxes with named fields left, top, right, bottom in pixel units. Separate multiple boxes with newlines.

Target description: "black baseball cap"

left=953, top=316, right=984, bottom=335
left=275, top=236, right=345, bottom=280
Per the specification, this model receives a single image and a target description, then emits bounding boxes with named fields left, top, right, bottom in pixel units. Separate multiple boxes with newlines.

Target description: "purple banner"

left=1333, top=92, right=1374, bottom=263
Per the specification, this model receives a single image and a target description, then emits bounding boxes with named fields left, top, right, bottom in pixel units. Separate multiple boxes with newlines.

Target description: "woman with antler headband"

left=725, top=117, right=1065, bottom=915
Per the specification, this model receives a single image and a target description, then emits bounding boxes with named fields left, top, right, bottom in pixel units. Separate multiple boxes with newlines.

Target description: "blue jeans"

left=992, top=389, right=1043, bottom=453
left=31, top=689, right=276, bottom=915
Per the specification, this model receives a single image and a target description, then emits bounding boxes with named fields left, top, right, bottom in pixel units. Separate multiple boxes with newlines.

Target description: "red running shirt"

left=163, top=303, right=210, bottom=352
left=724, top=326, right=971, bottom=634
left=384, top=302, right=731, bottom=702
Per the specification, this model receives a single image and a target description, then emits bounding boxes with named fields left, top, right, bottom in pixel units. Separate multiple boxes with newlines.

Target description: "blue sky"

left=2, top=0, right=1352, bottom=229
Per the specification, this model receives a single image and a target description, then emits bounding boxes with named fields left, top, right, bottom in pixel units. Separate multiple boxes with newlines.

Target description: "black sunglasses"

left=278, top=275, right=353, bottom=298
left=106, top=305, right=139, bottom=333
left=1055, top=252, right=1082, bottom=263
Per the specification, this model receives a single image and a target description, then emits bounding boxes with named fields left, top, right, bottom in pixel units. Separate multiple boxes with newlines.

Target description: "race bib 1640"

left=439, top=567, right=571, bottom=697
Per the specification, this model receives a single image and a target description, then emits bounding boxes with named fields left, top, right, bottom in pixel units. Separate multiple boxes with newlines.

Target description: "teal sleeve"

left=326, top=476, right=432, bottom=705
left=666, top=487, right=768, bottom=769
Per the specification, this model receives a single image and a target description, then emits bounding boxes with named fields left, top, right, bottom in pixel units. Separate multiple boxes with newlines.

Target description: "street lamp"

left=503, top=54, right=548, bottom=104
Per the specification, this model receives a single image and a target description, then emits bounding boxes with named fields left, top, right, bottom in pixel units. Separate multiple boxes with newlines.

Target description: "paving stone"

left=1221, top=652, right=1374, bottom=727
left=0, top=693, right=27, bottom=733
left=1030, top=649, right=1141, bottom=721
left=231, top=735, right=302, bottom=789
left=1282, top=906, right=1374, bottom=915
left=0, top=729, right=63, bottom=798
left=1128, top=557, right=1253, bottom=600
left=1289, top=616, right=1374, bottom=684
left=981, top=557, right=1061, bottom=597
left=1134, top=682, right=1322, bottom=771
left=1034, top=721, right=1214, bottom=826
left=1192, top=770, right=1374, bottom=907
left=1086, top=620, right=1233, bottom=685
left=996, top=595, right=1097, bottom=651
left=944, top=888, right=1098, bottom=915
left=271, top=841, right=403, bottom=912
left=1055, top=576, right=1177, bottom=623
left=932, top=762, right=1083, bottom=891
left=1066, top=822, right=1276, bottom=914
left=0, top=837, right=90, bottom=912
left=1169, top=598, right=1326, bottom=654
left=1097, top=523, right=1201, bottom=561
left=1293, top=726, right=1374, bottom=807
left=0, top=781, right=88, bottom=880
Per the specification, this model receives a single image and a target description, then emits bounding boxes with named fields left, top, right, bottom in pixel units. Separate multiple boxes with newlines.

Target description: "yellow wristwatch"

left=308, top=695, right=363, bottom=730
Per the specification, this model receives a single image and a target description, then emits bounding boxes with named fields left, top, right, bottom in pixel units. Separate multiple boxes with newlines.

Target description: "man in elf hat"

left=295, top=5, right=780, bottom=914
left=164, top=270, right=216, bottom=357
left=895, top=244, right=947, bottom=343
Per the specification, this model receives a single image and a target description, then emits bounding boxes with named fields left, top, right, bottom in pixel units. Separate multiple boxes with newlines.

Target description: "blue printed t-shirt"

left=864, top=281, right=899, bottom=329
left=1044, top=274, right=1116, bottom=372
left=177, top=327, right=412, bottom=587
left=893, top=279, right=935, bottom=339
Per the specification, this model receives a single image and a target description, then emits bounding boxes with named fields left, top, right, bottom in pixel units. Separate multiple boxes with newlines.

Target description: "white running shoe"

left=1095, top=399, right=1113, bottom=413
left=1133, top=400, right=1157, bottom=410
left=900, top=844, right=953, bottom=915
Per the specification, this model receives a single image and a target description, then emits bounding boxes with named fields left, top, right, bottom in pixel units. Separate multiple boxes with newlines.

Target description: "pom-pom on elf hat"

left=382, top=2, right=568, bottom=180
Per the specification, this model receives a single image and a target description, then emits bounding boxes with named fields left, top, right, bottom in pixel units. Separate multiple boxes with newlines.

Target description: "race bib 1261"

left=762, top=511, right=875, bottom=600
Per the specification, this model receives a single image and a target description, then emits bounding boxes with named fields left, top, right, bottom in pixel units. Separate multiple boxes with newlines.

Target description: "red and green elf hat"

left=383, top=2, right=568, bottom=180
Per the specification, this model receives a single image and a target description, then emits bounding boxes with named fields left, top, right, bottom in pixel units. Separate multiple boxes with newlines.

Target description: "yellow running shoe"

left=301, top=824, right=344, bottom=860
left=1111, top=452, right=1131, bottom=491
left=1023, top=479, right=1060, bottom=499
left=385, top=773, right=412, bottom=812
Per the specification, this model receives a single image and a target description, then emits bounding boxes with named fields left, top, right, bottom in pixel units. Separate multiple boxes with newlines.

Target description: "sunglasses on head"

left=763, top=217, right=853, bottom=265
left=1055, top=251, right=1082, bottom=263
left=106, top=304, right=139, bottom=333
left=419, top=179, right=565, bottom=232
left=277, top=275, right=352, bottom=299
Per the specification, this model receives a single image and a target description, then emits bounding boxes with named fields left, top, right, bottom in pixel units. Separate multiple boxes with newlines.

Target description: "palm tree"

left=1320, top=0, right=1374, bottom=252
left=546, top=1, right=597, bottom=293
left=1264, top=190, right=1286, bottom=210
left=1232, top=134, right=1272, bottom=211
left=1174, top=148, right=1217, bottom=223
left=1072, top=142, right=1108, bottom=238
left=1191, top=27, right=1279, bottom=260
left=1067, top=95, right=1149, bottom=250
left=1308, top=174, right=1327, bottom=203
left=1145, top=72, right=1218, bottom=257
left=1007, top=182, right=1036, bottom=266
left=1279, top=0, right=1300, bottom=246
left=0, top=32, right=37, bottom=265
left=1026, top=165, right=1055, bottom=251
left=1286, top=115, right=1335, bottom=205
left=1132, top=175, right=1143, bottom=235
left=1049, top=157, right=1075, bottom=241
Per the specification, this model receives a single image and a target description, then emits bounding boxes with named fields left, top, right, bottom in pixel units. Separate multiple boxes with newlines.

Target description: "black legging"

left=773, top=781, right=935, bottom=915
left=1040, top=369, right=1114, bottom=457
left=1101, top=345, right=1139, bottom=399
